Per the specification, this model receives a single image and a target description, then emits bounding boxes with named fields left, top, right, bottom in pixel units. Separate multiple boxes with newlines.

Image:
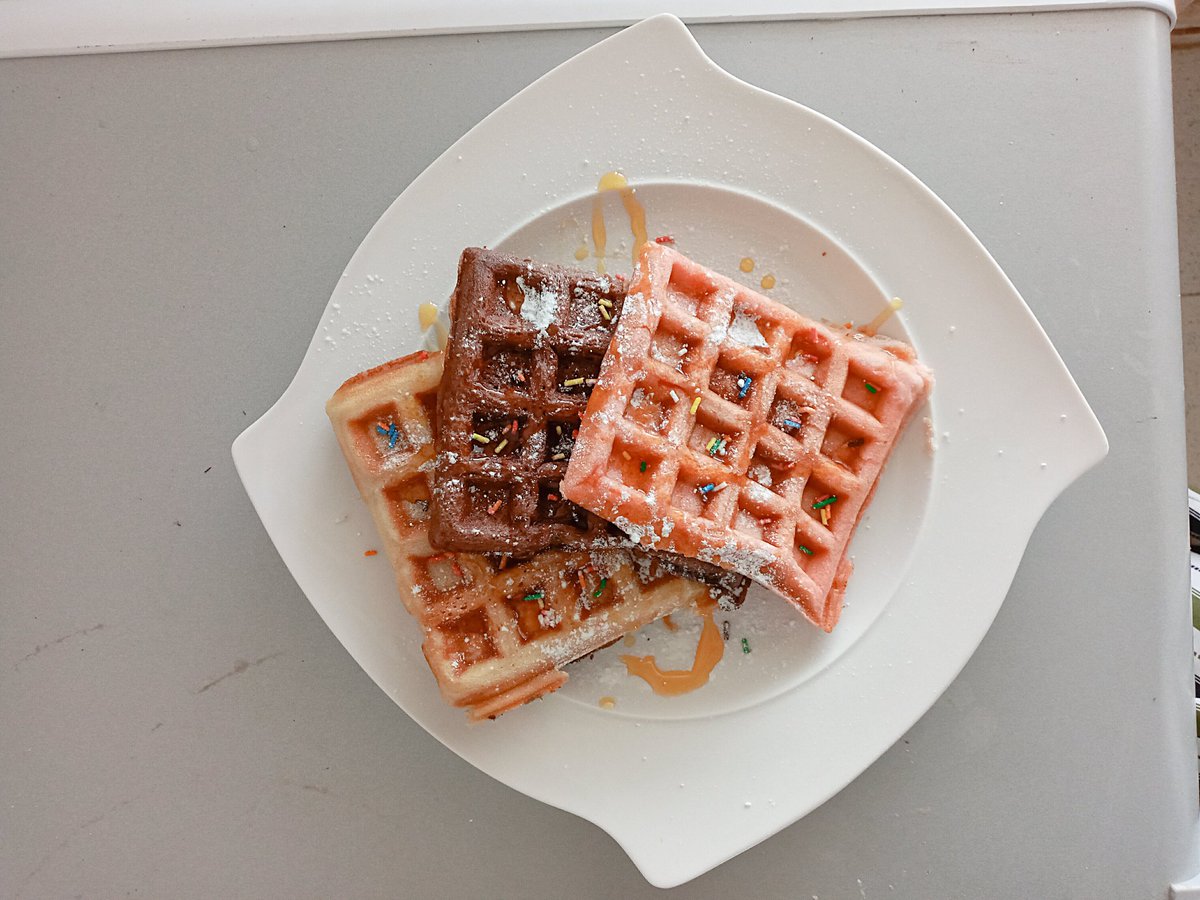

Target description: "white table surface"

left=1, top=9, right=1194, bottom=898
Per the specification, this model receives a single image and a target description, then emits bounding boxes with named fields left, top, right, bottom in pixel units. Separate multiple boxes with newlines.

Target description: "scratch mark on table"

left=14, top=624, right=105, bottom=670
left=17, top=799, right=132, bottom=896
left=196, top=652, right=281, bottom=694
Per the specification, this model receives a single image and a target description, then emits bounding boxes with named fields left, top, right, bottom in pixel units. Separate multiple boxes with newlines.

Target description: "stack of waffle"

left=328, top=244, right=931, bottom=719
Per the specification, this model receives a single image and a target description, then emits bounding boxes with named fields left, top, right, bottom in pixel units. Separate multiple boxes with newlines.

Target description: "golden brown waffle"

left=326, top=349, right=732, bottom=720
left=431, top=247, right=629, bottom=555
left=561, top=244, right=933, bottom=632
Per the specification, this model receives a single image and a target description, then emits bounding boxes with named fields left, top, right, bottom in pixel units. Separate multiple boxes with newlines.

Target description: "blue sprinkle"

left=699, top=483, right=715, bottom=494
left=737, top=375, right=752, bottom=399
left=377, top=422, right=400, bottom=449
left=782, top=418, right=803, bottom=430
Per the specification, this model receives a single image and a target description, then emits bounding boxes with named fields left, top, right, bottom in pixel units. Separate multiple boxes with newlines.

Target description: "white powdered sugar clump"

left=728, top=308, right=768, bottom=348
left=612, top=515, right=672, bottom=546
left=698, top=540, right=774, bottom=583
left=517, top=276, right=558, bottom=331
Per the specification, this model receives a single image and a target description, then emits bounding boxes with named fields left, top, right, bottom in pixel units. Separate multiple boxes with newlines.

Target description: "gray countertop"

left=1, top=10, right=1195, bottom=898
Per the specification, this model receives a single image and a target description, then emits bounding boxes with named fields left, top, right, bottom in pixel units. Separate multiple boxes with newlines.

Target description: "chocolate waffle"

left=561, top=244, right=933, bottom=632
left=327, top=349, right=741, bottom=720
left=430, top=247, right=630, bottom=555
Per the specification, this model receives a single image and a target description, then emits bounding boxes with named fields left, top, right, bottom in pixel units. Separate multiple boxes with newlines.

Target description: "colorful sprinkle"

left=798, top=544, right=814, bottom=556
left=592, top=578, right=608, bottom=598
left=690, top=396, right=702, bottom=415
left=864, top=381, right=879, bottom=394
left=737, top=375, right=752, bottom=399
left=622, top=450, right=632, bottom=461
left=515, top=371, right=526, bottom=383
left=551, top=452, right=567, bottom=461
left=493, top=438, right=509, bottom=454
left=640, top=460, right=648, bottom=472
left=698, top=483, right=716, bottom=494
left=363, top=549, right=378, bottom=557
left=523, top=591, right=544, bottom=602
left=547, top=493, right=559, bottom=502
left=654, top=234, right=675, bottom=244
left=563, top=377, right=585, bottom=387
left=486, top=499, right=503, bottom=516
left=706, top=437, right=718, bottom=453
left=709, top=482, right=728, bottom=494
left=597, top=297, right=614, bottom=308
left=375, top=422, right=401, bottom=450
left=782, top=418, right=803, bottom=430
left=471, top=432, right=491, bottom=444
left=510, top=420, right=519, bottom=433
left=578, top=571, right=588, bottom=594
left=812, top=495, right=838, bottom=510
left=599, top=305, right=612, bottom=321
left=741, top=637, right=751, bottom=654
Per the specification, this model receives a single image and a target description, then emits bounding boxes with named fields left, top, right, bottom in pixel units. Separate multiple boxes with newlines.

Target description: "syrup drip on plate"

left=620, top=599, right=724, bottom=696
left=590, top=171, right=648, bottom=273
left=859, top=297, right=904, bottom=337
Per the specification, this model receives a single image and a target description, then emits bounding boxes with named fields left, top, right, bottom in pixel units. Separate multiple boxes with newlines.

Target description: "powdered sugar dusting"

left=728, top=308, right=768, bottom=347
left=516, top=276, right=559, bottom=331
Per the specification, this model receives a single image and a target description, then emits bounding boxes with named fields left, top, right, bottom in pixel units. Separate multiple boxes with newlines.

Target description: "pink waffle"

left=560, top=244, right=933, bottom=631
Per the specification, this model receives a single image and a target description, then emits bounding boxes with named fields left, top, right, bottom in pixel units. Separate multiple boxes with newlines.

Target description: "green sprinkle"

left=640, top=460, right=647, bottom=472
left=741, top=637, right=751, bottom=654
left=864, top=381, right=879, bottom=394
left=592, top=578, right=608, bottom=598
left=471, top=432, right=491, bottom=444
left=798, top=545, right=814, bottom=556
left=812, top=495, right=838, bottom=510
left=523, top=591, right=544, bottom=602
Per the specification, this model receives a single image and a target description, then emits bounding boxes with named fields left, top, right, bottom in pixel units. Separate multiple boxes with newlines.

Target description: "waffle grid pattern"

left=562, top=245, right=932, bottom=631
left=431, top=248, right=635, bottom=555
left=327, top=350, right=713, bottom=720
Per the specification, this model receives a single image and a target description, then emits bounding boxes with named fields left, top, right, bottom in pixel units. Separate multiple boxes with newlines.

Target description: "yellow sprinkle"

left=740, top=257, right=755, bottom=273
left=493, top=438, right=509, bottom=454
left=599, top=306, right=612, bottom=321
left=690, top=396, right=702, bottom=415
left=705, top=437, right=718, bottom=452
left=598, top=696, right=617, bottom=709
left=470, top=433, right=491, bottom=444
left=820, top=506, right=830, bottom=526
left=760, top=274, right=776, bottom=290
left=418, top=302, right=439, bottom=330
left=563, top=377, right=585, bottom=387
left=597, top=297, right=614, bottom=308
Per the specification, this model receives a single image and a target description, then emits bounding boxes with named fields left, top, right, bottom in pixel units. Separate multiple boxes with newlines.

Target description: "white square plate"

left=232, top=15, right=1106, bottom=887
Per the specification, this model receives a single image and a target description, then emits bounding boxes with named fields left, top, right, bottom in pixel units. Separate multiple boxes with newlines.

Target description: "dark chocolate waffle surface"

left=431, top=247, right=631, bottom=555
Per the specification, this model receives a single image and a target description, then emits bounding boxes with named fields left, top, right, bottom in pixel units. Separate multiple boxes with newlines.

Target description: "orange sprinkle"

left=363, top=549, right=378, bottom=557
left=486, top=499, right=503, bottom=516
